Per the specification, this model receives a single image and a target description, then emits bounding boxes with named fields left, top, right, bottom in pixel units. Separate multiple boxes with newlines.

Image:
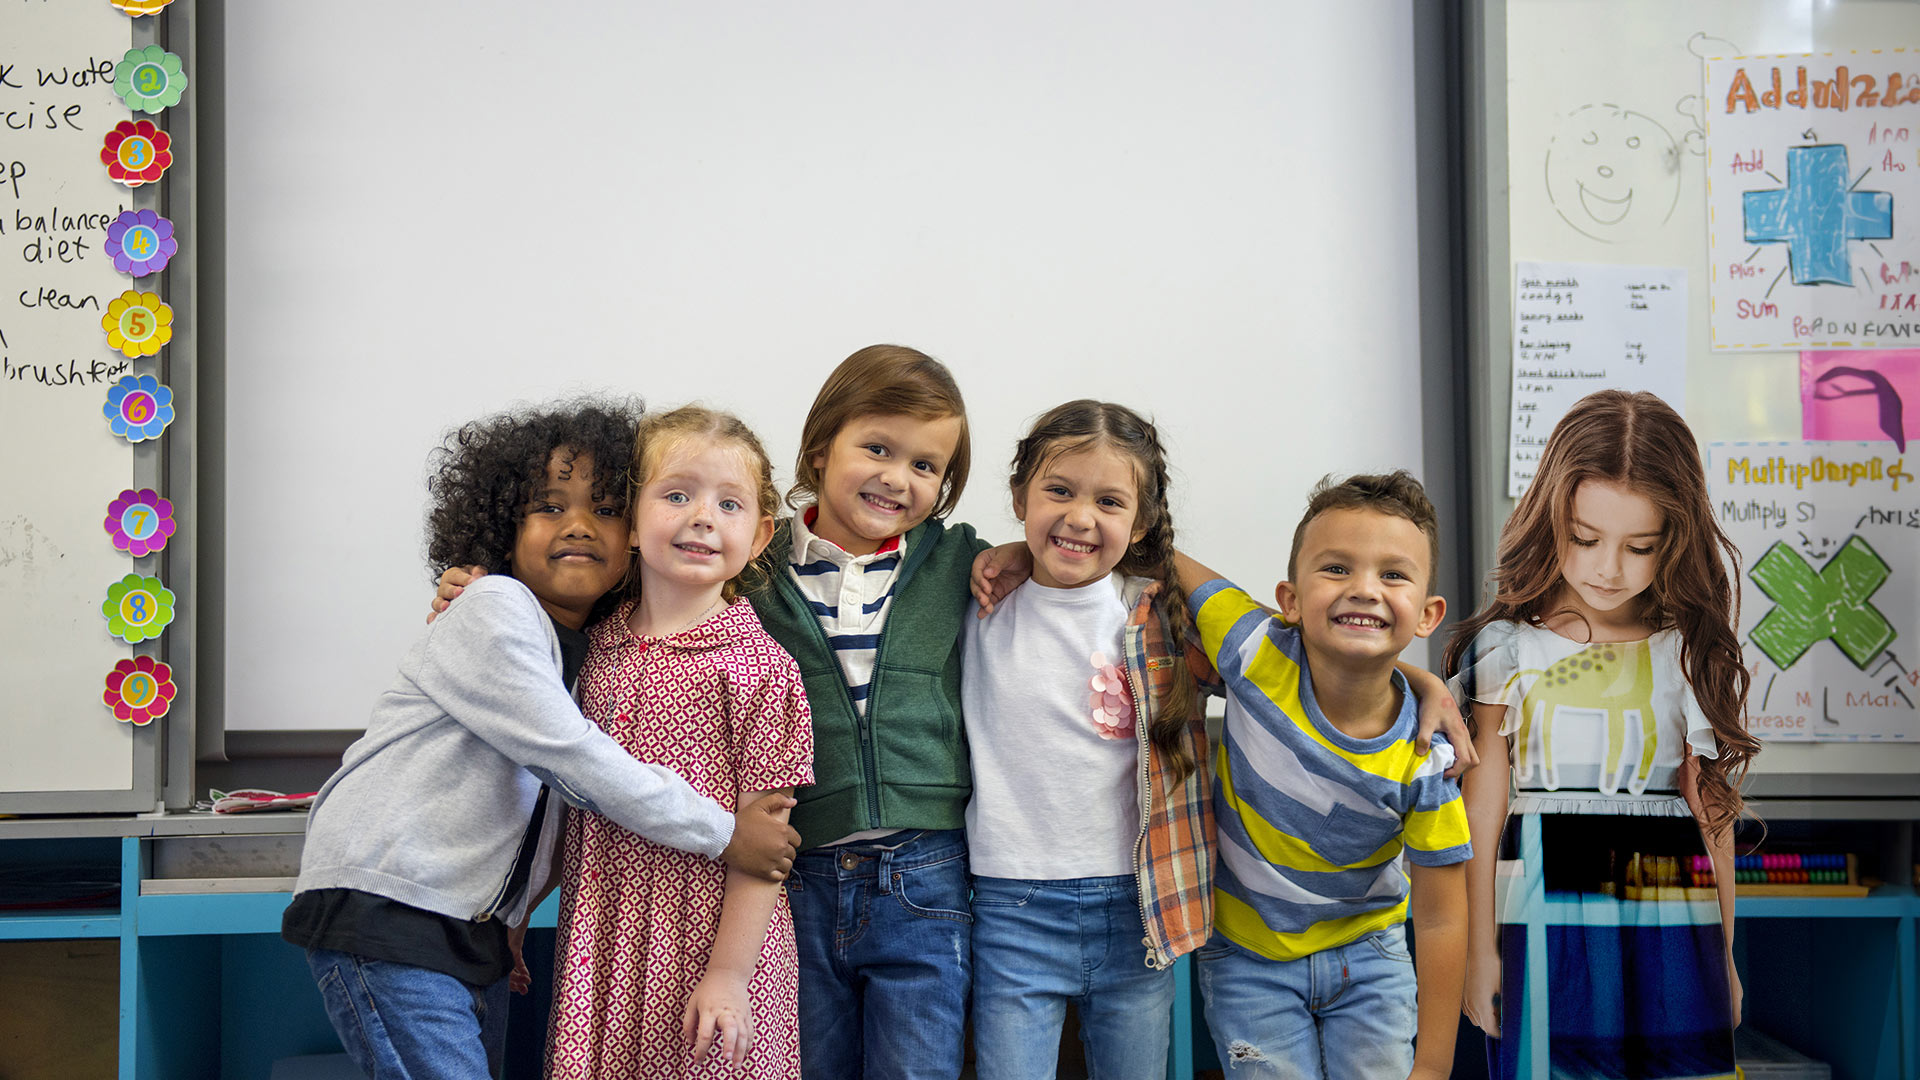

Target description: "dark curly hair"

left=424, top=396, right=645, bottom=622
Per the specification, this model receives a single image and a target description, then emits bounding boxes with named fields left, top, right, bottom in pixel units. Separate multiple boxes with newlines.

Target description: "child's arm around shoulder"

left=1406, top=860, right=1467, bottom=1080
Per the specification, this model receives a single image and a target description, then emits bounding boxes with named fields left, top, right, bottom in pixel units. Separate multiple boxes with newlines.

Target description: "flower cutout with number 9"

left=104, top=655, right=176, bottom=727
left=114, top=45, right=187, bottom=114
left=104, top=489, right=177, bottom=558
left=104, top=374, right=175, bottom=443
left=102, top=291, right=173, bottom=359
left=105, top=210, right=178, bottom=277
left=100, top=120, right=173, bottom=187
left=104, top=574, right=176, bottom=644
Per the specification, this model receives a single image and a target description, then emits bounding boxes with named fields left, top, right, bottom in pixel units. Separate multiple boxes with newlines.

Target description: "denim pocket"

left=1192, top=936, right=1235, bottom=963
left=892, top=854, right=973, bottom=923
left=969, top=878, right=1037, bottom=908
left=1366, top=927, right=1413, bottom=963
left=311, top=956, right=379, bottom=1068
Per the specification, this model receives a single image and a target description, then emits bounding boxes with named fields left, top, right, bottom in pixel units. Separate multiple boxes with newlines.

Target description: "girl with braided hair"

left=959, top=399, right=1214, bottom=1079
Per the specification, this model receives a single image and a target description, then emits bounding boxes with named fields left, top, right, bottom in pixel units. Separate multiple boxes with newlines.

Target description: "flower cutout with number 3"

left=102, top=291, right=173, bottom=358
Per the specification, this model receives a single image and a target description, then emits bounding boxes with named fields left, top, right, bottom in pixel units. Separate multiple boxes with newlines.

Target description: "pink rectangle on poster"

left=1800, top=350, right=1920, bottom=452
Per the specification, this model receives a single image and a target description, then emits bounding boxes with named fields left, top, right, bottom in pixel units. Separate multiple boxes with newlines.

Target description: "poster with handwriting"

left=1509, top=260, right=1687, bottom=497
left=1706, top=52, right=1920, bottom=351
left=1708, top=441, right=1920, bottom=740
left=0, top=5, right=138, bottom=792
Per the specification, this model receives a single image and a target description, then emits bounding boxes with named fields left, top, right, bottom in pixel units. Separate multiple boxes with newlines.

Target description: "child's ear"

left=1010, top=486, right=1027, bottom=522
left=1413, top=593, right=1447, bottom=638
left=749, top=514, right=776, bottom=560
left=1274, top=580, right=1301, bottom=623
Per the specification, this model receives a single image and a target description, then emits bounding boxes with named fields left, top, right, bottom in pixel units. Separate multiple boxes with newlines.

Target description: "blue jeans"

left=970, top=874, right=1175, bottom=1080
left=306, top=948, right=509, bottom=1080
left=787, top=829, right=972, bottom=1080
left=1195, top=926, right=1417, bottom=1079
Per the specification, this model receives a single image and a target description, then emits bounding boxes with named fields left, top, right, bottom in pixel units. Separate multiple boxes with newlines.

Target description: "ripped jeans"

left=1195, top=926, right=1417, bottom=1079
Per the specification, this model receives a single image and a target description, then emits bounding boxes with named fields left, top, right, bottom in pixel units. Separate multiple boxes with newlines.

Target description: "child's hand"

left=970, top=542, right=1032, bottom=615
left=1462, top=950, right=1501, bottom=1038
left=1403, top=668, right=1478, bottom=778
left=1727, top=948, right=1743, bottom=1027
left=426, top=564, right=487, bottom=624
left=720, top=791, right=799, bottom=881
left=507, top=923, right=532, bottom=995
left=682, top=970, right=755, bottom=1066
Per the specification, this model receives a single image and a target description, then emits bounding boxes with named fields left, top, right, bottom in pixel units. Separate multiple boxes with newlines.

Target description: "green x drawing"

left=1748, top=536, right=1895, bottom=670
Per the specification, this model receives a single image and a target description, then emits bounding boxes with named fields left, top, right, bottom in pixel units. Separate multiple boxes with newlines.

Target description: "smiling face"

left=1012, top=443, right=1145, bottom=590
left=1278, top=507, right=1445, bottom=671
left=509, top=449, right=631, bottom=630
left=1555, top=478, right=1663, bottom=633
left=808, top=411, right=965, bottom=555
left=1545, top=105, right=1681, bottom=242
left=629, top=440, right=775, bottom=604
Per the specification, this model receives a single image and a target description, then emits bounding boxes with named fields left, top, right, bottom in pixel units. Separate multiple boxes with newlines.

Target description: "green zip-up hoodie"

left=749, top=516, right=988, bottom=851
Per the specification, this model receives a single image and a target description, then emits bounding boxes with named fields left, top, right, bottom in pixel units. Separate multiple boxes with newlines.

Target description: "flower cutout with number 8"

left=102, top=291, right=173, bottom=358
left=100, top=120, right=173, bottom=187
left=104, top=374, right=175, bottom=443
left=105, top=210, right=178, bottom=278
left=103, top=489, right=177, bottom=557
left=114, top=45, right=187, bottom=114
left=104, top=655, right=176, bottom=727
left=104, top=574, right=176, bottom=644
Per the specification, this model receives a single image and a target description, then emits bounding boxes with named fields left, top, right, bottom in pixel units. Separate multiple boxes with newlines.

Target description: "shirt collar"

left=792, top=504, right=902, bottom=565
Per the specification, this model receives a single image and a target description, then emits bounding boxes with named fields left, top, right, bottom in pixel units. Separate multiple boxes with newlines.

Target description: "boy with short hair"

left=1177, top=470, right=1469, bottom=1080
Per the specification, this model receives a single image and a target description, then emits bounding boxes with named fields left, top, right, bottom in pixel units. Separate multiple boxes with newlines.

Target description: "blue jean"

left=970, top=874, right=1175, bottom=1080
left=786, top=829, right=972, bottom=1080
left=1195, top=926, right=1417, bottom=1079
left=306, top=948, right=509, bottom=1080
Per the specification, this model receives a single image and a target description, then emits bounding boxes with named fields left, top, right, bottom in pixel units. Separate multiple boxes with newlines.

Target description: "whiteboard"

left=221, top=2, right=1437, bottom=731
left=1497, top=0, right=1920, bottom=775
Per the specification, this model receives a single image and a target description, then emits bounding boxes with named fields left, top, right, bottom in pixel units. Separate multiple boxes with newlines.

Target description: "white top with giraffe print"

left=1450, top=622, right=1719, bottom=798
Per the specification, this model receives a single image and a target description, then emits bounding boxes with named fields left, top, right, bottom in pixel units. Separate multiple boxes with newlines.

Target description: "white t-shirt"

left=961, top=575, right=1142, bottom=879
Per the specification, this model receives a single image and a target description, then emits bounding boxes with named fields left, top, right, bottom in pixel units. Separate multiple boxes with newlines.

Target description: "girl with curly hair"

left=1445, top=389, right=1760, bottom=1080
left=283, top=398, right=798, bottom=1080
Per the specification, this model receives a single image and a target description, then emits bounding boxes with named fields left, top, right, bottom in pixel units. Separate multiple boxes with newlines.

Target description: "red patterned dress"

left=547, top=598, right=813, bottom=1080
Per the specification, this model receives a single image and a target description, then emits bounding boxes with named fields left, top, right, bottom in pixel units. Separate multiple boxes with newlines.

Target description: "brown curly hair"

left=1443, top=390, right=1759, bottom=838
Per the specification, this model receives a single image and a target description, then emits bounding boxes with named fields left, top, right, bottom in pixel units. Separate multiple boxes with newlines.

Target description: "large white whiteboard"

left=222, top=2, right=1435, bottom=731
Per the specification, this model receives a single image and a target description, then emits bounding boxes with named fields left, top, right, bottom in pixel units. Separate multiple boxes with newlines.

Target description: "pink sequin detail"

left=1087, top=653, right=1135, bottom=740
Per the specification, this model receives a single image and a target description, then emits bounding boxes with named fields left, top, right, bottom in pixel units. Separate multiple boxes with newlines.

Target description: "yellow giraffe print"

left=1503, top=640, right=1660, bottom=794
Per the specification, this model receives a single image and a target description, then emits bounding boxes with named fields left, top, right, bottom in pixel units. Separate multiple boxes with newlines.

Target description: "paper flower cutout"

left=1086, top=651, right=1136, bottom=741
left=112, top=0, right=178, bottom=14
left=114, top=46, right=187, bottom=114
left=103, top=655, right=176, bottom=727
left=100, top=120, right=173, bottom=187
left=104, top=374, right=175, bottom=443
left=102, top=291, right=173, bottom=358
left=105, top=210, right=178, bottom=277
left=104, top=574, right=176, bottom=643
left=104, top=489, right=177, bottom=557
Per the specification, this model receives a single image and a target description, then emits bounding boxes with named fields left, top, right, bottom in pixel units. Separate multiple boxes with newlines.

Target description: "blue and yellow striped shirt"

left=1191, top=580, right=1470, bottom=961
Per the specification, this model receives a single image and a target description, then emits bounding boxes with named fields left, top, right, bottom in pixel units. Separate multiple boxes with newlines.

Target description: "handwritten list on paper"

left=1508, top=261, right=1688, bottom=497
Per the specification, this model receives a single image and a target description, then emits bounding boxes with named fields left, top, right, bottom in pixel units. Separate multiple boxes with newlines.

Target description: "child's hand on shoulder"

left=682, top=970, right=755, bottom=1066
left=426, top=565, right=487, bottom=623
left=970, top=542, right=1031, bottom=615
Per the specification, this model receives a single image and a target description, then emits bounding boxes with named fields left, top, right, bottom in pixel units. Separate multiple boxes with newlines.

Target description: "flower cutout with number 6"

left=102, top=291, right=173, bottom=358
left=104, top=374, right=175, bottom=443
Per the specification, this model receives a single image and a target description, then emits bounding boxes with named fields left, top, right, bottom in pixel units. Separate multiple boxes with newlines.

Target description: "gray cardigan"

left=292, top=574, right=734, bottom=925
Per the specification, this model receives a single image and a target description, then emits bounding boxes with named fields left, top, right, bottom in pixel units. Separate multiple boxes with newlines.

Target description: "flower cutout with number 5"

left=114, top=45, right=187, bottom=114
left=102, top=291, right=173, bottom=358
left=104, top=374, right=175, bottom=443
left=105, top=209, right=178, bottom=277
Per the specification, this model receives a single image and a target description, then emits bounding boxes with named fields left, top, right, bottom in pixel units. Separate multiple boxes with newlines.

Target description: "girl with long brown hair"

left=1445, top=389, right=1759, bottom=1079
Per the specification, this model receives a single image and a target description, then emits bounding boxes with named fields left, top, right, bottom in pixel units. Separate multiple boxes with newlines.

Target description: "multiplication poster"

left=1706, top=52, right=1920, bottom=351
left=1708, top=441, right=1920, bottom=740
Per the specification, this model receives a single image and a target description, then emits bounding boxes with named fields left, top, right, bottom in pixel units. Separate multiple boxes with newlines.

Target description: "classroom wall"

left=216, top=2, right=1445, bottom=732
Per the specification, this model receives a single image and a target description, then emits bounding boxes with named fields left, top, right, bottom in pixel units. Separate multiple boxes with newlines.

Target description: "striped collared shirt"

left=787, top=506, right=903, bottom=717
left=1190, top=579, right=1470, bottom=962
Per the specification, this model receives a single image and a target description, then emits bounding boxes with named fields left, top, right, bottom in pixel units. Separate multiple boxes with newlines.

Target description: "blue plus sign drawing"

left=1744, top=144, right=1893, bottom=286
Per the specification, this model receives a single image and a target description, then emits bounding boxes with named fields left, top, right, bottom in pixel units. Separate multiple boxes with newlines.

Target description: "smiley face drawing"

left=1544, top=105, right=1683, bottom=243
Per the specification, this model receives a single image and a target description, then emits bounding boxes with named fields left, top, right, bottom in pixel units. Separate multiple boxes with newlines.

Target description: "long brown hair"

left=787, top=344, right=971, bottom=520
left=1009, top=400, right=1199, bottom=784
left=1443, top=390, right=1759, bottom=838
